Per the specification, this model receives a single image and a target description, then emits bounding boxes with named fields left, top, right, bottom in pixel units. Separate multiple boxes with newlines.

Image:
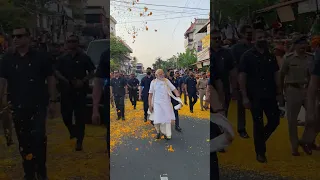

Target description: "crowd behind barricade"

left=210, top=21, right=320, bottom=180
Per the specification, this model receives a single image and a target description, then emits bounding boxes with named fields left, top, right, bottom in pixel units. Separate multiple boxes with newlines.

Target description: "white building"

left=184, top=18, right=209, bottom=50
left=194, top=19, right=210, bottom=68
left=110, top=16, right=117, bottom=35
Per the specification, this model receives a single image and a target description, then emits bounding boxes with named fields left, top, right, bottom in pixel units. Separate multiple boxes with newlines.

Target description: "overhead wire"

left=110, top=0, right=209, bottom=10
left=117, top=14, right=209, bottom=24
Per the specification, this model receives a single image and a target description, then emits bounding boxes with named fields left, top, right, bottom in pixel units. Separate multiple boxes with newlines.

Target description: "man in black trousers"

left=185, top=71, right=198, bottom=113
left=92, top=49, right=110, bottom=157
left=238, top=29, right=281, bottom=163
left=55, top=35, right=95, bottom=151
left=168, top=69, right=182, bottom=132
left=127, top=73, right=139, bottom=109
left=231, top=25, right=253, bottom=138
left=0, top=27, right=55, bottom=180
left=139, top=67, right=154, bottom=122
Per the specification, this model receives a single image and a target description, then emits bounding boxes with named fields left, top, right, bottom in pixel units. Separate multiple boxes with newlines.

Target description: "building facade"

left=184, top=18, right=209, bottom=50
left=194, top=19, right=210, bottom=68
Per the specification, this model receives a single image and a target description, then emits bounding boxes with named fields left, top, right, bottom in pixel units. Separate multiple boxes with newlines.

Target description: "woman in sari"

left=148, top=69, right=182, bottom=140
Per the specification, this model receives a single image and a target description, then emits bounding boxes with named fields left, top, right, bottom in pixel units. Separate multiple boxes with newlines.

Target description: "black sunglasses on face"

left=12, top=34, right=26, bottom=39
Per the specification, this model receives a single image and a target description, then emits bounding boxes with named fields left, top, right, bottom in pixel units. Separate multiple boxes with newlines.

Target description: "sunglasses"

left=12, top=34, right=26, bottom=39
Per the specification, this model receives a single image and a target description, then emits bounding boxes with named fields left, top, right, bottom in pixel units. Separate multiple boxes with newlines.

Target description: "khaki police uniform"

left=281, top=51, right=314, bottom=152
left=197, top=78, right=207, bottom=110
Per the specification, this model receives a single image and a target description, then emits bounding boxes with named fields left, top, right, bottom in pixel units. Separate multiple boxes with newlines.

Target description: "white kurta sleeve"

left=167, top=80, right=176, bottom=91
left=149, top=80, right=155, bottom=94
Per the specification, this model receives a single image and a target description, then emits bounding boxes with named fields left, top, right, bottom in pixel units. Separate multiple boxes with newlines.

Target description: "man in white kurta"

left=149, top=70, right=180, bottom=140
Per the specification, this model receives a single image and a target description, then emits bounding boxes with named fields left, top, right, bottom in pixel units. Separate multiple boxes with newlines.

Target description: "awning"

left=197, top=20, right=210, bottom=34
left=255, top=0, right=306, bottom=14
left=192, top=59, right=210, bottom=67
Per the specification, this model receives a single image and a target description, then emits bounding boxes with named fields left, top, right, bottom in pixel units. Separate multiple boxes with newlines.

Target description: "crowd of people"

left=211, top=23, right=320, bottom=180
left=109, top=68, right=210, bottom=140
left=0, top=26, right=109, bottom=180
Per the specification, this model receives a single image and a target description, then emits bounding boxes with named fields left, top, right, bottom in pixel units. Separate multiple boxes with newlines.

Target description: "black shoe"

left=156, top=133, right=161, bottom=139
left=122, top=117, right=125, bottom=121
left=164, top=135, right=171, bottom=140
left=256, top=154, right=267, bottom=163
left=239, top=131, right=249, bottom=139
left=144, top=117, right=147, bottom=122
left=190, top=110, right=193, bottom=113
left=117, top=116, right=121, bottom=120
left=299, top=142, right=312, bottom=155
left=175, top=126, right=182, bottom=132
left=134, top=106, right=136, bottom=109
left=75, top=140, right=83, bottom=151
left=150, top=121, right=154, bottom=125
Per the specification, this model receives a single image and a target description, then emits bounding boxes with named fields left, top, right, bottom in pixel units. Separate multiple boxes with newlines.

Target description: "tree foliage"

left=0, top=0, right=30, bottom=32
left=213, top=0, right=279, bottom=27
left=110, top=35, right=131, bottom=72
left=177, top=48, right=197, bottom=68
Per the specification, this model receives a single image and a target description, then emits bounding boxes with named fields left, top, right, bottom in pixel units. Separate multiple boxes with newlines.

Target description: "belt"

left=287, top=83, right=308, bottom=89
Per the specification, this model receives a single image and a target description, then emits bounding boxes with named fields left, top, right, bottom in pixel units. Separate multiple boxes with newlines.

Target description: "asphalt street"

left=110, top=116, right=210, bottom=180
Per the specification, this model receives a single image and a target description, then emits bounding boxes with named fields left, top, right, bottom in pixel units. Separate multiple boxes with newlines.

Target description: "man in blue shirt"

left=185, top=71, right=198, bottom=113
left=139, top=67, right=154, bottom=122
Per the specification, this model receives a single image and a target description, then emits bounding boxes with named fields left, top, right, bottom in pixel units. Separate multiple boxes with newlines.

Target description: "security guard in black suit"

left=110, top=71, right=127, bottom=120
left=127, top=73, right=139, bottom=109
left=168, top=69, right=182, bottom=132
left=185, top=71, right=198, bottom=113
left=139, top=68, right=154, bottom=122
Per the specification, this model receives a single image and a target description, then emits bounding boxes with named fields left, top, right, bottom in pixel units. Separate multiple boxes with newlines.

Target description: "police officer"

left=127, top=73, right=139, bottom=109
left=231, top=24, right=253, bottom=138
left=92, top=49, right=110, bottom=157
left=0, top=27, right=55, bottom=180
left=197, top=72, right=208, bottom=111
left=168, top=69, right=182, bottom=132
left=280, top=35, right=313, bottom=156
left=185, top=71, right=198, bottom=113
left=238, top=29, right=281, bottom=163
left=110, top=71, right=128, bottom=120
left=55, top=35, right=95, bottom=151
left=211, top=29, right=237, bottom=116
left=139, top=67, right=154, bottom=122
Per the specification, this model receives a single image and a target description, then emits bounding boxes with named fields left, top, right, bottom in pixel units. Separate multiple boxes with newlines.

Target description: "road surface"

left=219, top=100, right=320, bottom=180
left=110, top=99, right=210, bottom=179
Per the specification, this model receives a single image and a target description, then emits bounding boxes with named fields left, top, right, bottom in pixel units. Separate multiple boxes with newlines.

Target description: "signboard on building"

left=298, top=0, right=320, bottom=14
left=197, top=47, right=209, bottom=62
left=202, top=34, right=210, bottom=49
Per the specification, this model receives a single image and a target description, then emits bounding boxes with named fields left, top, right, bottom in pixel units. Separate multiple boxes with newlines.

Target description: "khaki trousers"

left=285, top=86, right=307, bottom=151
left=154, top=123, right=172, bottom=138
left=199, top=89, right=206, bottom=110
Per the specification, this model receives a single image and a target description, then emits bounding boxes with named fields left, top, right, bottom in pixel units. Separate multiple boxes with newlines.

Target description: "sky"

left=110, top=0, right=210, bottom=68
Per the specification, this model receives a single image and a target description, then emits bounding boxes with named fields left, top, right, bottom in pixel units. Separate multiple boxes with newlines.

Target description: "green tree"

left=110, top=35, right=131, bottom=71
left=213, top=0, right=279, bottom=28
left=177, top=48, right=197, bottom=68
left=0, top=0, right=30, bottom=32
